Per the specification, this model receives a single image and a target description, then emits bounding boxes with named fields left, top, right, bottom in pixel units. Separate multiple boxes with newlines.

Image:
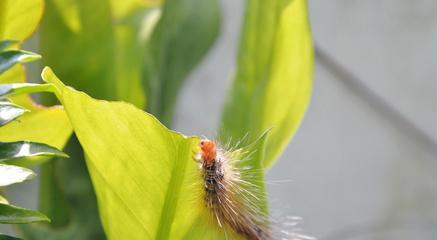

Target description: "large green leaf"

left=220, top=0, right=313, bottom=167
left=143, top=0, right=220, bottom=125
left=42, top=67, right=270, bottom=239
left=36, top=1, right=157, bottom=236
left=0, top=163, right=34, bottom=187
left=37, top=1, right=220, bottom=238
left=0, top=203, right=48, bottom=224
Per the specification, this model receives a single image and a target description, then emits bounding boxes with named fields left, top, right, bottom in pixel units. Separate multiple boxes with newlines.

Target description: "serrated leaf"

left=0, top=50, right=41, bottom=74
left=0, top=203, right=49, bottom=224
left=0, top=164, right=35, bottom=187
left=0, top=83, right=54, bottom=99
left=0, top=141, right=68, bottom=162
left=42, top=67, right=268, bottom=239
left=220, top=0, right=313, bottom=168
left=0, top=40, right=18, bottom=51
left=143, top=0, right=220, bottom=125
left=0, top=101, right=27, bottom=126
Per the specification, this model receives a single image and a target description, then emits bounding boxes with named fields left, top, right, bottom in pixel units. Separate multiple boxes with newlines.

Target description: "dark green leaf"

left=0, top=83, right=55, bottom=99
left=0, top=141, right=68, bottom=162
left=0, top=101, right=27, bottom=126
left=0, top=234, right=22, bottom=240
left=0, top=203, right=49, bottom=224
left=143, top=0, right=220, bottom=125
left=0, top=164, right=35, bottom=187
left=0, top=40, right=18, bottom=51
left=0, top=50, right=41, bottom=74
left=39, top=0, right=151, bottom=107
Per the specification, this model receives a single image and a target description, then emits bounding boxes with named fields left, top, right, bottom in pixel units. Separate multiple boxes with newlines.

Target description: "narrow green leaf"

left=0, top=141, right=68, bottom=162
left=0, top=50, right=41, bottom=74
left=42, top=67, right=266, bottom=239
left=0, top=164, right=35, bottom=187
left=0, top=101, right=27, bottom=126
left=220, top=0, right=313, bottom=168
left=0, top=83, right=55, bottom=99
left=0, top=234, right=22, bottom=240
left=0, top=40, right=18, bottom=51
left=144, top=0, right=220, bottom=125
left=0, top=203, right=49, bottom=224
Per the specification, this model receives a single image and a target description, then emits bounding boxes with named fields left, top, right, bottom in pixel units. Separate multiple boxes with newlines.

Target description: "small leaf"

left=0, top=50, right=41, bottom=74
left=0, top=234, right=22, bottom=240
left=0, top=141, right=68, bottom=162
left=0, top=83, right=55, bottom=99
left=0, top=164, right=35, bottom=187
left=0, top=101, right=28, bottom=126
left=0, top=40, right=18, bottom=51
left=0, top=203, right=49, bottom=224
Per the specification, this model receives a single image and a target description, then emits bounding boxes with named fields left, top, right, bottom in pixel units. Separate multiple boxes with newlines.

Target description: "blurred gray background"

left=5, top=0, right=437, bottom=239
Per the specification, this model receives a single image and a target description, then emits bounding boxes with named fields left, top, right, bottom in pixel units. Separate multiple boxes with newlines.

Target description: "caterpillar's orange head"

left=200, top=139, right=216, bottom=164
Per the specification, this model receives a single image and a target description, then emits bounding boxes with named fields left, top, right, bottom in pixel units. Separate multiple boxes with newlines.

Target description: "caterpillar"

left=198, top=138, right=270, bottom=240
left=197, top=138, right=314, bottom=240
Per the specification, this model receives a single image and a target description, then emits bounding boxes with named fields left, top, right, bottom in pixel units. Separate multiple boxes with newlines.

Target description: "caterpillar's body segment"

left=199, top=139, right=271, bottom=240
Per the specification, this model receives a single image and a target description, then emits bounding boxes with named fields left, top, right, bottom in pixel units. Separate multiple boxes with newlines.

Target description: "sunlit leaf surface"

left=220, top=0, right=313, bottom=167
left=41, top=67, right=271, bottom=240
left=0, top=203, right=48, bottom=224
left=0, top=108, right=72, bottom=167
left=0, top=164, right=34, bottom=186
left=0, top=0, right=44, bottom=41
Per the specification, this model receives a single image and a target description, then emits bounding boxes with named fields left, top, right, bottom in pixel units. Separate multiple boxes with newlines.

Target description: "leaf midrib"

left=155, top=133, right=194, bottom=239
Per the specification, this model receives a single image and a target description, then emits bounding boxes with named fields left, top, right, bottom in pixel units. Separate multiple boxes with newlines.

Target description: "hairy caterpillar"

left=198, top=139, right=270, bottom=239
left=196, top=138, right=314, bottom=240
